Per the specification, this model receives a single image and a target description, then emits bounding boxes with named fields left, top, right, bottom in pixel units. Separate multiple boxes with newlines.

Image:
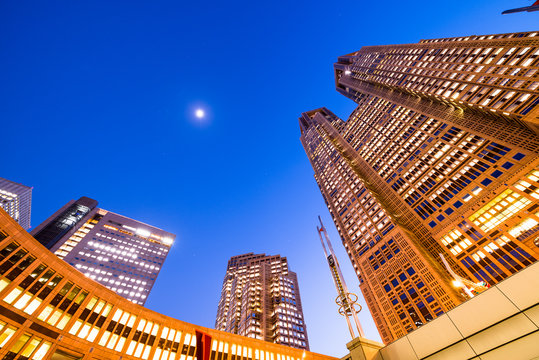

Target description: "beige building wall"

left=341, top=261, right=539, bottom=360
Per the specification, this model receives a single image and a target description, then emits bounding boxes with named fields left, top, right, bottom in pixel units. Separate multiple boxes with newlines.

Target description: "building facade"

left=300, top=31, right=539, bottom=343
left=0, top=209, right=336, bottom=360
left=342, top=262, right=539, bottom=360
left=0, top=177, right=32, bottom=230
left=215, top=254, right=309, bottom=350
left=31, top=197, right=175, bottom=305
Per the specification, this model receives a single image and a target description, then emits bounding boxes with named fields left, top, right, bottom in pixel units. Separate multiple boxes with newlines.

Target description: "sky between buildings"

left=1, top=0, right=537, bottom=356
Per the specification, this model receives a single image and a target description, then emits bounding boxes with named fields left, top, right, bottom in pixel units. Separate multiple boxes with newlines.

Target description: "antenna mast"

left=317, top=216, right=365, bottom=338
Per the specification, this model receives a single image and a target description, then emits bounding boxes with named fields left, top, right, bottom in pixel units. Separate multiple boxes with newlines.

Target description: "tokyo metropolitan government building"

left=300, top=31, right=539, bottom=343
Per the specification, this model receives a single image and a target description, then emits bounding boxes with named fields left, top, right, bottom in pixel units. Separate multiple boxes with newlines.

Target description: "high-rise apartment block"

left=31, top=196, right=175, bottom=305
left=215, top=253, right=309, bottom=350
left=300, top=31, right=539, bottom=343
left=0, top=177, right=32, bottom=230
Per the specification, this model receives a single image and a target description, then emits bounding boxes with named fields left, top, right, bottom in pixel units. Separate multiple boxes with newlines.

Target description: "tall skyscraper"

left=215, top=253, right=309, bottom=350
left=31, top=196, right=175, bottom=305
left=300, top=31, right=539, bottom=343
left=0, top=177, right=32, bottom=230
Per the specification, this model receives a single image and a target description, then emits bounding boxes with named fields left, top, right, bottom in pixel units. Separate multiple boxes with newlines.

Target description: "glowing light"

left=162, top=237, right=174, bottom=245
left=452, top=280, right=464, bottom=288
left=195, top=109, right=205, bottom=118
left=136, top=228, right=151, bottom=237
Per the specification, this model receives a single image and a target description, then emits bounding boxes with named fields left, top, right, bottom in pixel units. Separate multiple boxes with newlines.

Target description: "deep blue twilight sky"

left=1, top=0, right=537, bottom=355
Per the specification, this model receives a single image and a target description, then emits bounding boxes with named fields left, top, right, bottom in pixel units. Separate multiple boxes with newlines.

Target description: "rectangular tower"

left=300, top=31, right=539, bottom=343
left=31, top=197, right=175, bottom=305
left=0, top=177, right=32, bottom=230
left=215, top=253, right=309, bottom=350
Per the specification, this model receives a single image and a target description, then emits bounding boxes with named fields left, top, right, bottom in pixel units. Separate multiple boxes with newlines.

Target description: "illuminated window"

left=470, top=189, right=531, bottom=232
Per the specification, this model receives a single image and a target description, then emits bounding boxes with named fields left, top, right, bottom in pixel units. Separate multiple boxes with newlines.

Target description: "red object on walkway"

left=196, top=330, right=212, bottom=360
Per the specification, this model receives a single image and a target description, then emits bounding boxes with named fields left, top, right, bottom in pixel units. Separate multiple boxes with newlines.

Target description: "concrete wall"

left=344, top=261, right=539, bottom=360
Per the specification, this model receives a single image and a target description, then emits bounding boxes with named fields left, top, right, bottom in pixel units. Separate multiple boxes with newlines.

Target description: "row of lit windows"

left=440, top=229, right=472, bottom=256
left=470, top=189, right=531, bottom=233
left=0, top=321, right=52, bottom=360
left=434, top=170, right=539, bottom=282
left=343, top=41, right=539, bottom=117
left=101, top=222, right=174, bottom=247
left=470, top=171, right=538, bottom=232
left=55, top=221, right=95, bottom=259
left=275, top=336, right=306, bottom=347
left=420, top=32, right=538, bottom=43
left=96, top=231, right=168, bottom=258
left=82, top=244, right=162, bottom=272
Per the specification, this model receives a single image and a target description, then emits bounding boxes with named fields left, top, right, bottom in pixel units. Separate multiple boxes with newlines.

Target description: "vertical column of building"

left=237, top=260, right=265, bottom=340
left=288, top=272, right=309, bottom=350
left=227, top=276, right=241, bottom=334
left=261, top=260, right=272, bottom=344
left=300, top=110, right=463, bottom=342
left=217, top=281, right=231, bottom=331
left=217, top=254, right=252, bottom=336
left=215, top=257, right=235, bottom=331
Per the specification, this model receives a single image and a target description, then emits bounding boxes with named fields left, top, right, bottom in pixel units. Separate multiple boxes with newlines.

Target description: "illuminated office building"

left=215, top=253, right=309, bottom=350
left=31, top=197, right=175, bottom=305
left=300, top=31, right=539, bottom=343
left=0, top=209, right=335, bottom=360
left=0, top=177, right=32, bottom=230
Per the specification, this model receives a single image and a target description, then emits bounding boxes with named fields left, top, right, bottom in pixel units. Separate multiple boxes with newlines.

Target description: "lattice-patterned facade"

left=335, top=31, right=539, bottom=134
left=300, top=31, right=539, bottom=344
left=215, top=254, right=309, bottom=350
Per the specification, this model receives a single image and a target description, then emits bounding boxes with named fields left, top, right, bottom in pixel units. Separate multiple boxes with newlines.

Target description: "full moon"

left=195, top=109, right=205, bottom=119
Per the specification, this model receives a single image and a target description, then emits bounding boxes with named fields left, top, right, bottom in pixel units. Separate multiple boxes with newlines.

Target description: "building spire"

left=317, top=216, right=365, bottom=339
